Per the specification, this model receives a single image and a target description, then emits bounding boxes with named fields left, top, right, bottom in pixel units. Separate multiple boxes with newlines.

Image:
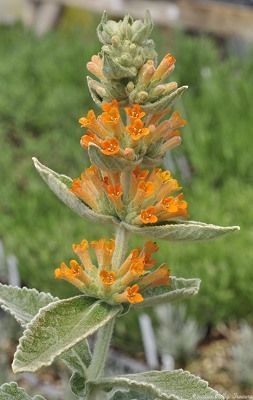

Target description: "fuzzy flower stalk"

left=0, top=10, right=239, bottom=400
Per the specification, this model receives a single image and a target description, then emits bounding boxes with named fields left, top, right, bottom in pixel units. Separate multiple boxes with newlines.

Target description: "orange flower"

left=70, top=176, right=100, bottom=211
left=130, top=258, right=145, bottom=276
left=127, top=119, right=150, bottom=141
left=54, top=260, right=91, bottom=289
left=139, top=265, right=170, bottom=289
left=79, top=110, right=97, bottom=128
left=100, top=100, right=120, bottom=126
left=140, top=207, right=158, bottom=224
left=161, top=193, right=188, bottom=217
left=91, top=239, right=115, bottom=269
left=138, top=181, right=154, bottom=197
left=131, top=181, right=154, bottom=208
left=72, top=239, right=95, bottom=271
left=100, top=138, right=120, bottom=155
left=126, top=284, right=144, bottom=303
left=168, top=111, right=187, bottom=129
left=113, top=284, right=144, bottom=304
left=152, top=53, right=176, bottom=81
left=125, top=104, right=145, bottom=120
left=80, top=132, right=100, bottom=148
left=132, top=166, right=149, bottom=180
left=143, top=241, right=159, bottom=268
left=102, top=99, right=119, bottom=112
left=106, top=183, right=123, bottom=199
left=100, top=270, right=116, bottom=286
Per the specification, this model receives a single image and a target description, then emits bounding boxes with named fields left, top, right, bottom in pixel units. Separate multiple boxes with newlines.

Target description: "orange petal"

left=100, top=270, right=116, bottom=286
left=100, top=138, right=120, bottom=155
left=140, top=207, right=158, bottom=224
left=126, top=284, right=144, bottom=304
left=125, top=104, right=145, bottom=120
left=127, top=119, right=150, bottom=141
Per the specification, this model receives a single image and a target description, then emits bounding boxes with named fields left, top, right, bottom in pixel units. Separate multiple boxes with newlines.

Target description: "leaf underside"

left=138, top=276, right=201, bottom=308
left=123, top=220, right=240, bottom=241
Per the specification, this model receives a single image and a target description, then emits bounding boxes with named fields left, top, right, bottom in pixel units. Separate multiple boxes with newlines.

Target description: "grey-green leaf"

left=142, top=86, right=188, bottom=113
left=137, top=276, right=201, bottom=308
left=0, top=382, right=47, bottom=400
left=0, top=283, right=57, bottom=328
left=88, top=369, right=224, bottom=400
left=69, top=372, right=86, bottom=397
left=88, top=143, right=141, bottom=172
left=122, top=220, right=240, bottom=241
left=32, top=157, right=117, bottom=224
left=12, top=296, right=121, bottom=373
left=60, top=339, right=92, bottom=376
left=0, top=284, right=92, bottom=379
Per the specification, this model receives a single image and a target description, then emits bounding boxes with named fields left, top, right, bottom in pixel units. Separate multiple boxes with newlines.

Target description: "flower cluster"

left=79, top=100, right=186, bottom=165
left=55, top=238, right=170, bottom=304
left=70, top=164, right=188, bottom=225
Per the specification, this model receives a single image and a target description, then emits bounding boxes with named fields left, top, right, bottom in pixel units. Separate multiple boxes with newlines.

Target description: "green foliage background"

left=0, top=11, right=252, bottom=335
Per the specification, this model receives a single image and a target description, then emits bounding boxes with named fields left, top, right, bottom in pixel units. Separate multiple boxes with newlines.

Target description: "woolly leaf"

left=142, top=86, right=188, bottom=113
left=122, top=220, right=240, bottom=241
left=87, top=369, right=224, bottom=400
left=69, top=372, right=86, bottom=397
left=60, top=339, right=92, bottom=375
left=0, top=283, right=57, bottom=328
left=32, top=158, right=117, bottom=224
left=0, top=382, right=47, bottom=400
left=12, top=296, right=121, bottom=373
left=87, top=76, right=103, bottom=107
left=88, top=143, right=141, bottom=172
left=137, top=276, right=201, bottom=308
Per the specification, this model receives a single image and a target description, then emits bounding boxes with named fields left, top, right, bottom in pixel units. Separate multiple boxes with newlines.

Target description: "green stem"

left=87, top=317, right=115, bottom=380
left=112, top=224, right=130, bottom=270
left=86, top=224, right=129, bottom=394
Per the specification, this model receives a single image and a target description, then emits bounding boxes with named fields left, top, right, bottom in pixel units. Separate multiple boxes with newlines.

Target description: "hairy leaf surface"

left=88, top=369, right=224, bottom=400
left=13, top=296, right=121, bottom=373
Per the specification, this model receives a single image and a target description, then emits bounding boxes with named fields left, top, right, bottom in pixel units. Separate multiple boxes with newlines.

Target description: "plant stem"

left=87, top=317, right=115, bottom=380
left=86, top=224, right=129, bottom=391
left=112, top=224, right=129, bottom=270
left=78, top=196, right=129, bottom=399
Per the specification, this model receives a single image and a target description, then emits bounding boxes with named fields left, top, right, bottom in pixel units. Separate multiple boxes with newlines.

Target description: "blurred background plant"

left=0, top=4, right=252, bottom=394
left=154, top=303, right=204, bottom=368
left=231, top=322, right=253, bottom=389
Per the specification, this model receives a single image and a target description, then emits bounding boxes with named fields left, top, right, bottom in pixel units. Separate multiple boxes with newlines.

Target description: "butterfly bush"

left=0, top=11, right=239, bottom=400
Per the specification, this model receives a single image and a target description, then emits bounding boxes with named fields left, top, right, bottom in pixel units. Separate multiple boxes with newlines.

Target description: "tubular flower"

left=70, top=164, right=188, bottom=225
left=79, top=99, right=186, bottom=165
left=54, top=239, right=170, bottom=305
